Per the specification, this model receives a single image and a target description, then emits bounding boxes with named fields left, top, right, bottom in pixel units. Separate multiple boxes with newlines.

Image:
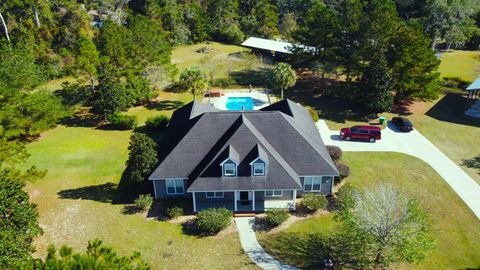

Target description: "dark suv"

left=392, top=117, right=413, bottom=132
left=340, top=125, right=382, bottom=143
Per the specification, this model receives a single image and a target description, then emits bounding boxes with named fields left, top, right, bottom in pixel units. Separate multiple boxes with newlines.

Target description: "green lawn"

left=438, top=50, right=480, bottom=82
left=172, top=41, right=248, bottom=71
left=288, top=50, right=480, bottom=184
left=258, top=152, right=480, bottom=270
left=24, top=89, right=255, bottom=269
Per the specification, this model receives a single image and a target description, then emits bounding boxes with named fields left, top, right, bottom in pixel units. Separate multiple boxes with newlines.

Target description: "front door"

left=240, top=191, right=249, bottom=201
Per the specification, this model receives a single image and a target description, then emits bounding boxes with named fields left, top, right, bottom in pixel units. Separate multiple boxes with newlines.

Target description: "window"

left=206, top=192, right=224, bottom=198
left=224, top=163, right=236, bottom=176
left=265, top=190, right=282, bottom=197
left=166, top=179, right=184, bottom=195
left=253, top=162, right=265, bottom=175
left=304, top=176, right=321, bottom=192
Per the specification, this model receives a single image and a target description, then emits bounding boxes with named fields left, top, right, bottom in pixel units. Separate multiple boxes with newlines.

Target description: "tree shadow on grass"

left=260, top=232, right=330, bottom=269
left=145, top=100, right=184, bottom=111
left=60, top=111, right=103, bottom=128
left=426, top=93, right=480, bottom=127
left=163, top=83, right=185, bottom=93
left=230, top=68, right=272, bottom=86
left=57, top=182, right=117, bottom=203
left=462, top=155, right=480, bottom=175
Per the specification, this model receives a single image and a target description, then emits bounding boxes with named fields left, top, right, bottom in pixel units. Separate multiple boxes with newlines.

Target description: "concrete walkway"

left=317, top=120, right=480, bottom=219
left=235, top=217, right=298, bottom=270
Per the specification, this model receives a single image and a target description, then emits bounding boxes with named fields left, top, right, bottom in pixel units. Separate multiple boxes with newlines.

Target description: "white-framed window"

left=304, top=176, right=322, bottom=192
left=166, top=179, right=184, bottom=195
left=223, top=163, right=236, bottom=176
left=206, top=192, right=224, bottom=198
left=253, top=162, right=265, bottom=176
left=265, top=190, right=283, bottom=197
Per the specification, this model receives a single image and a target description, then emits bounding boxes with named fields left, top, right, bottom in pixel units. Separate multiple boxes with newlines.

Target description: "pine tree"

left=359, top=52, right=394, bottom=113
left=124, top=133, right=158, bottom=185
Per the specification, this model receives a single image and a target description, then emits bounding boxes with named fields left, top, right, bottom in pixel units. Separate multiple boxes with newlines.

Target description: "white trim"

left=165, top=179, right=185, bottom=195
left=205, top=191, right=224, bottom=198
left=265, top=190, right=283, bottom=197
left=302, top=175, right=335, bottom=193
left=187, top=188, right=298, bottom=193
left=249, top=157, right=267, bottom=165
left=303, top=176, right=322, bottom=192
left=220, top=158, right=236, bottom=166
left=153, top=180, right=158, bottom=199
left=253, top=162, right=265, bottom=176
left=223, top=163, right=237, bottom=176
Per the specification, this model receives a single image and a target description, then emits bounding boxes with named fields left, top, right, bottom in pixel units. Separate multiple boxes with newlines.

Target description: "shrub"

left=145, top=115, right=170, bottom=131
left=166, top=206, right=184, bottom=219
left=196, top=208, right=232, bottom=234
left=335, top=184, right=356, bottom=211
left=326, top=145, right=342, bottom=161
left=265, top=208, right=289, bottom=227
left=109, top=113, right=137, bottom=130
left=335, top=162, right=350, bottom=180
left=134, top=194, right=153, bottom=211
left=308, top=107, right=319, bottom=122
left=300, top=193, right=328, bottom=212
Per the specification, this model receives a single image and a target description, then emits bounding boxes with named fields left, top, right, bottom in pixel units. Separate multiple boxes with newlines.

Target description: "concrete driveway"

left=317, top=120, right=480, bottom=220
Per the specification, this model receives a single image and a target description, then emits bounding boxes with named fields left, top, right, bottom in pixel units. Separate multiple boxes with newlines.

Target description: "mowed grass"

left=172, top=41, right=248, bottom=71
left=258, top=152, right=480, bottom=269
left=24, top=90, right=256, bottom=269
left=438, top=50, right=480, bottom=82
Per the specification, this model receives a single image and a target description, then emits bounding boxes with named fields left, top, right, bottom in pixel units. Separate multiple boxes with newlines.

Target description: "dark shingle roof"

left=149, top=100, right=338, bottom=191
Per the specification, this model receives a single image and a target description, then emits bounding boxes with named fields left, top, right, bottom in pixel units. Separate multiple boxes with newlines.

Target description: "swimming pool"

left=226, top=97, right=254, bottom=110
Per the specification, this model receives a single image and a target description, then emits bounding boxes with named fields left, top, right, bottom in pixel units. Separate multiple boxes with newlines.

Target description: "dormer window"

left=253, top=162, right=265, bottom=176
left=223, top=162, right=236, bottom=176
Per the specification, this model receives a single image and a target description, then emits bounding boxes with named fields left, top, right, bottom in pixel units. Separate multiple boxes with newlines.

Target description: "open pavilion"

left=241, top=37, right=315, bottom=61
left=465, top=76, right=480, bottom=119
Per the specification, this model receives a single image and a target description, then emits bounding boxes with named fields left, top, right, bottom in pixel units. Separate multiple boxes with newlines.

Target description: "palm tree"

left=179, top=67, right=209, bottom=100
left=271, top=62, right=296, bottom=100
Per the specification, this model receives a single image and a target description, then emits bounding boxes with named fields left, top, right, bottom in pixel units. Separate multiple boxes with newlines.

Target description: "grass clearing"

left=172, top=42, right=248, bottom=71
left=24, top=88, right=256, bottom=269
left=438, top=50, right=480, bottom=82
left=258, top=152, right=480, bottom=269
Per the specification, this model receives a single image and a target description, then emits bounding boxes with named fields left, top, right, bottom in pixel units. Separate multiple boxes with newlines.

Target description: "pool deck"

left=204, top=89, right=273, bottom=110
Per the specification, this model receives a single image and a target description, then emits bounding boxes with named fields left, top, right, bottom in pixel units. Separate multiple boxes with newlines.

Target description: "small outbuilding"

left=241, top=37, right=315, bottom=61
left=465, top=76, right=480, bottom=119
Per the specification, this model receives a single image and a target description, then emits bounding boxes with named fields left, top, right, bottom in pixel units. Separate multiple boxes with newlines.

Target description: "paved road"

left=235, top=217, right=298, bottom=270
left=317, top=120, right=480, bottom=220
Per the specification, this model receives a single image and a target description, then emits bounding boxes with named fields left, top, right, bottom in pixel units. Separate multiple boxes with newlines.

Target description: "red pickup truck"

left=340, top=125, right=382, bottom=143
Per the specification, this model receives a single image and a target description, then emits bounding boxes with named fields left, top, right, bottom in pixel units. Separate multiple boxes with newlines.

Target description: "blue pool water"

left=226, top=97, right=254, bottom=110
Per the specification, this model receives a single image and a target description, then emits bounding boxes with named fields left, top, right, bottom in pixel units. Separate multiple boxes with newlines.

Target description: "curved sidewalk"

left=317, top=120, right=480, bottom=220
left=235, top=217, right=298, bottom=270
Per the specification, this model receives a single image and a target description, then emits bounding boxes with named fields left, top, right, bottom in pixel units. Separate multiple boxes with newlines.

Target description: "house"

left=148, top=99, right=338, bottom=212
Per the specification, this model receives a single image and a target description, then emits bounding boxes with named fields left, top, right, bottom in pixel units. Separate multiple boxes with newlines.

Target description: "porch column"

left=252, top=191, right=255, bottom=211
left=330, top=176, right=335, bottom=195
left=192, top=192, right=197, bottom=213
left=292, top=190, right=297, bottom=210
left=234, top=191, right=237, bottom=211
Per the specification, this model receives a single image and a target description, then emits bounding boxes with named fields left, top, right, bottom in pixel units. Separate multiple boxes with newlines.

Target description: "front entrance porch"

left=192, top=190, right=297, bottom=213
